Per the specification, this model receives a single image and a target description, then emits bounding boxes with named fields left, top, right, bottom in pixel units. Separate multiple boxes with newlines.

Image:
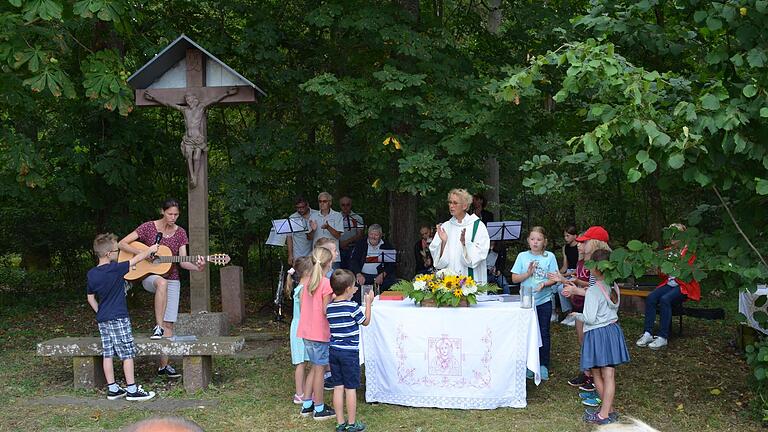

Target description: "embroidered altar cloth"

left=362, top=299, right=541, bottom=409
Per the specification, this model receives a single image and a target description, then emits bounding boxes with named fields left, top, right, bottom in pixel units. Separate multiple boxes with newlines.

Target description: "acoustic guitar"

left=118, top=241, right=231, bottom=281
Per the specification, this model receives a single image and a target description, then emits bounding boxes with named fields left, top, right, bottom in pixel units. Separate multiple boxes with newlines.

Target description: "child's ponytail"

left=285, top=256, right=313, bottom=299
left=307, top=247, right=333, bottom=295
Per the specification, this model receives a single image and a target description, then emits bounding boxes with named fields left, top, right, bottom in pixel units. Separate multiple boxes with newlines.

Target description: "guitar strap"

left=467, top=219, right=481, bottom=279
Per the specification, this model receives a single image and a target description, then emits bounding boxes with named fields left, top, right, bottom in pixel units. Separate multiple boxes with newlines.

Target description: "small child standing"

left=296, top=246, right=336, bottom=421
left=86, top=233, right=157, bottom=401
left=287, top=256, right=313, bottom=404
left=570, top=248, right=630, bottom=425
left=327, top=269, right=374, bottom=432
left=510, top=226, right=559, bottom=380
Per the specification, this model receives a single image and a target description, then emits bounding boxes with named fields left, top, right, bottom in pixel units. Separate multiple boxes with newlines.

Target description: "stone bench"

left=37, top=336, right=244, bottom=392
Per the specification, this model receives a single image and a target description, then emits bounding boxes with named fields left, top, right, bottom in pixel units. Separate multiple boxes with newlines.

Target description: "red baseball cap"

left=576, top=226, right=609, bottom=242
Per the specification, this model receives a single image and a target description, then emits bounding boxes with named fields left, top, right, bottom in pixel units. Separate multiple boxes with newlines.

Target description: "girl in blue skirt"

left=571, top=248, right=630, bottom=425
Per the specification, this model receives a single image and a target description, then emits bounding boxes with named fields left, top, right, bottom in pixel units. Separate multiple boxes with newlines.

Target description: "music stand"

left=272, top=217, right=308, bottom=235
left=342, top=213, right=366, bottom=232
left=486, top=221, right=522, bottom=241
left=373, top=249, right=398, bottom=295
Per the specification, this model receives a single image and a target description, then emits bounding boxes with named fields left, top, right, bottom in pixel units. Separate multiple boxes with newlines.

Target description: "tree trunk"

left=485, top=157, right=500, bottom=219
left=389, top=191, right=418, bottom=280
left=645, top=174, right=665, bottom=244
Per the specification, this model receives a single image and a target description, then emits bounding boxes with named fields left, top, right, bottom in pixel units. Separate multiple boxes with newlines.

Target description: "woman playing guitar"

left=118, top=198, right=205, bottom=378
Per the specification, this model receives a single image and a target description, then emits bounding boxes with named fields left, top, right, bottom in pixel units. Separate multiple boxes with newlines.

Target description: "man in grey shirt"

left=286, top=196, right=319, bottom=266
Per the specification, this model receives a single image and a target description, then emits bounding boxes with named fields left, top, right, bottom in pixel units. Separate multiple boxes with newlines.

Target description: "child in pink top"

left=297, top=246, right=336, bottom=421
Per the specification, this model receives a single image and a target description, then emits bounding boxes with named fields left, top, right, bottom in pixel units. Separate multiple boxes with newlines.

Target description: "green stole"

left=466, top=219, right=481, bottom=279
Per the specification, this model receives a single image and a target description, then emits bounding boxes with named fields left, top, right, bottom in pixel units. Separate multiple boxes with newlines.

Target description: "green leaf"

left=668, top=153, right=685, bottom=169
left=693, top=10, right=707, bottom=22
left=756, top=178, right=768, bottom=195
left=747, top=49, right=766, bottom=68
left=700, top=94, right=720, bottom=111
left=583, top=133, right=598, bottom=154
left=706, top=17, right=722, bottom=31
left=743, top=85, right=758, bottom=98
left=642, top=159, right=657, bottom=173
left=627, top=168, right=642, bottom=183
left=627, top=240, right=644, bottom=251
left=635, top=150, right=649, bottom=163
left=760, top=107, right=768, bottom=118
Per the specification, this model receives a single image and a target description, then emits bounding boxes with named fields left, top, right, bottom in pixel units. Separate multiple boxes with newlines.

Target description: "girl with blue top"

left=287, top=256, right=313, bottom=405
left=570, top=249, right=630, bottom=425
left=511, top=226, right=559, bottom=380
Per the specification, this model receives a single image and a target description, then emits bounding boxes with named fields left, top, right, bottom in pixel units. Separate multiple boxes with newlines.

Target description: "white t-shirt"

left=428, top=213, right=490, bottom=285
left=311, top=209, right=344, bottom=262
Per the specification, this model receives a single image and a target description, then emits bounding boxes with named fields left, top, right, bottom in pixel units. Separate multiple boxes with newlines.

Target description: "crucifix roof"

left=127, top=34, right=266, bottom=96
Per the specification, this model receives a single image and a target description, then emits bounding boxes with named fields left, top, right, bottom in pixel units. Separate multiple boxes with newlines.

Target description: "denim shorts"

left=304, top=340, right=330, bottom=366
left=329, top=348, right=361, bottom=389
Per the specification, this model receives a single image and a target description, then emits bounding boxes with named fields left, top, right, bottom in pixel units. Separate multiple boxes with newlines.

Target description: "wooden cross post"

left=137, top=49, right=241, bottom=312
left=129, top=35, right=262, bottom=314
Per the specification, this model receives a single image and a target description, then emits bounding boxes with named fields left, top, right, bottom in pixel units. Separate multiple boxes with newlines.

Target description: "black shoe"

left=568, top=372, right=587, bottom=387
left=157, top=365, right=181, bottom=378
left=313, top=406, right=336, bottom=421
left=579, top=381, right=596, bottom=392
left=300, top=403, right=314, bottom=417
left=106, top=387, right=127, bottom=400
left=324, top=376, right=334, bottom=391
left=150, top=325, right=164, bottom=339
left=126, top=385, right=156, bottom=401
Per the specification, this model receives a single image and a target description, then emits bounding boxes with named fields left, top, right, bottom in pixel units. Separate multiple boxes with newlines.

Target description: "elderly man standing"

left=308, top=192, right=344, bottom=269
left=349, top=224, right=397, bottom=303
left=338, top=196, right=365, bottom=270
left=286, top=196, right=319, bottom=266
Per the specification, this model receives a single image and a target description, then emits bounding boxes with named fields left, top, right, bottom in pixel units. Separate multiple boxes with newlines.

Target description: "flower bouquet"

left=392, top=269, right=499, bottom=307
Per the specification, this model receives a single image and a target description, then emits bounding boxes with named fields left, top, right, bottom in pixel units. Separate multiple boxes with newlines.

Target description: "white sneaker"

left=648, top=337, right=668, bottom=350
left=636, top=333, right=654, bottom=347
left=560, top=315, right=577, bottom=327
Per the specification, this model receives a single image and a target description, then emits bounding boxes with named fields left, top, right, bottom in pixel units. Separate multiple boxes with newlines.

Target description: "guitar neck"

left=156, top=255, right=207, bottom=264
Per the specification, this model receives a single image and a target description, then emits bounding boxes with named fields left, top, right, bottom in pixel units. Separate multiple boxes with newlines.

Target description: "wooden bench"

left=618, top=283, right=724, bottom=335
left=37, top=336, right=244, bottom=392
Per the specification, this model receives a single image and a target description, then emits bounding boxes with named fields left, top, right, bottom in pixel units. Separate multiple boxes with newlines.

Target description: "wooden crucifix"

left=129, top=36, right=264, bottom=313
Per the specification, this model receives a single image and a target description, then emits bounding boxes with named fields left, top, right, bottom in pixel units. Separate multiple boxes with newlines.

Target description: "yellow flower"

left=453, top=288, right=462, bottom=298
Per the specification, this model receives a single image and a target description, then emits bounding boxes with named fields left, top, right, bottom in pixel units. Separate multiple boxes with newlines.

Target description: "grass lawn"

left=0, top=288, right=761, bottom=431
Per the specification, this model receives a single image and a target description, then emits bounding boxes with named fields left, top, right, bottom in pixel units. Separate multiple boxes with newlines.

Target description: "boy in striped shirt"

left=327, top=269, right=374, bottom=432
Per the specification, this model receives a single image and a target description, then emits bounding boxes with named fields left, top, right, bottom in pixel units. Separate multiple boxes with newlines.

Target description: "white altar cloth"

left=363, top=299, right=541, bottom=409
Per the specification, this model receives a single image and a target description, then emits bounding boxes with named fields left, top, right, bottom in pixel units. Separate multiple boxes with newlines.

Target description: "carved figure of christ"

left=143, top=87, right=238, bottom=188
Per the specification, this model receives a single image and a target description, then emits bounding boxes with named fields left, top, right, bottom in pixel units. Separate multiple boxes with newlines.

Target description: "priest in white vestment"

left=429, top=188, right=490, bottom=284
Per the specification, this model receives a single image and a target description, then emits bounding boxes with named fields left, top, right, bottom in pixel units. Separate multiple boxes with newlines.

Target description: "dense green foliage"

left=0, top=1, right=765, bottom=311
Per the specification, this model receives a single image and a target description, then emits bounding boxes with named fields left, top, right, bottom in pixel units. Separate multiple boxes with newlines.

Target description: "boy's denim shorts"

left=303, top=339, right=330, bottom=366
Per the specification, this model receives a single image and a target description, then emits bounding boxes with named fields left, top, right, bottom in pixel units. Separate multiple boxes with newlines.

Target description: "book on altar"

left=379, top=291, right=404, bottom=300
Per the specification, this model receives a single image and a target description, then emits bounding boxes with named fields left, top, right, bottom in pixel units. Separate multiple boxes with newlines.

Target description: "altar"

left=362, top=298, right=541, bottom=409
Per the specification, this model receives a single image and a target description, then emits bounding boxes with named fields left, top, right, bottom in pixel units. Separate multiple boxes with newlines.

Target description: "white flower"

left=462, top=283, right=477, bottom=296
left=414, top=280, right=427, bottom=291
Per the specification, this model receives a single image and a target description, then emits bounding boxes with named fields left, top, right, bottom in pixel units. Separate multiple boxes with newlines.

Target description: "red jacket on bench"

left=657, top=245, right=700, bottom=301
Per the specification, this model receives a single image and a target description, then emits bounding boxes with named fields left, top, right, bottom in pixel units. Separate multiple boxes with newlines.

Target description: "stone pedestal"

left=73, top=356, right=106, bottom=389
left=220, top=266, right=245, bottom=325
left=175, top=313, right=230, bottom=337
left=183, top=355, right=212, bottom=392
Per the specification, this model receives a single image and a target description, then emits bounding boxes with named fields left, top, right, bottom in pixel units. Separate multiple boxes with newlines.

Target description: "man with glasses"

left=308, top=192, right=344, bottom=269
left=286, top=196, right=319, bottom=266
left=338, top=196, right=365, bottom=270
